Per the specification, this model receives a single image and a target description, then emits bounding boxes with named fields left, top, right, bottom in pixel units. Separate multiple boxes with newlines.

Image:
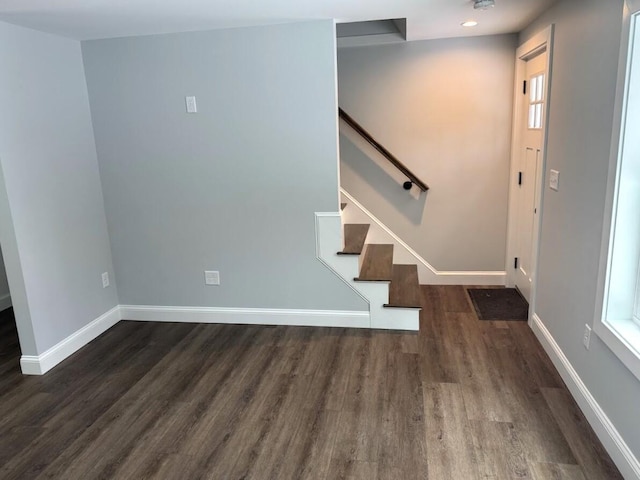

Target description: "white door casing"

left=506, top=25, right=554, bottom=315
left=514, top=51, right=546, bottom=302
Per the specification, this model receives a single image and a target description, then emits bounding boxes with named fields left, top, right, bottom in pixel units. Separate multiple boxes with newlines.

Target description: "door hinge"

left=518, top=171, right=523, bottom=185
left=514, top=257, right=519, bottom=269
left=523, top=80, right=527, bottom=95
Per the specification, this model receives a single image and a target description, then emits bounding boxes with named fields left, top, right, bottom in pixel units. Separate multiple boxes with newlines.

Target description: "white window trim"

left=594, top=0, right=640, bottom=383
left=635, top=265, right=640, bottom=323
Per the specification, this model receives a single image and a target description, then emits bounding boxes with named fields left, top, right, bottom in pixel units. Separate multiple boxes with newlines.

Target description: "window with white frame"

left=635, top=268, right=640, bottom=323
left=596, top=2, right=640, bottom=382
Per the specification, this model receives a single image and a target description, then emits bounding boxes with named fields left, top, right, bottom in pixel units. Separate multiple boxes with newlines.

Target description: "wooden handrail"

left=338, top=108, right=429, bottom=192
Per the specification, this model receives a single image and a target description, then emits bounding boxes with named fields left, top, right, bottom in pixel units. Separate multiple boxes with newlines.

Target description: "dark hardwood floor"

left=0, top=287, right=622, bottom=479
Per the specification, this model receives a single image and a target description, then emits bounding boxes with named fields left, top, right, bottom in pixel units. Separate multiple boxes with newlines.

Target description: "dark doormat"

left=467, top=288, right=529, bottom=321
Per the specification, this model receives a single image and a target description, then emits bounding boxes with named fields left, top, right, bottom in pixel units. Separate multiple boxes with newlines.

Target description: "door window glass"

left=528, top=73, right=545, bottom=129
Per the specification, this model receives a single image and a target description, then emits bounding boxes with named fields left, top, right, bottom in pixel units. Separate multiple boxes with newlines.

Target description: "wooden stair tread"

left=385, top=264, right=422, bottom=308
left=339, top=224, right=369, bottom=255
left=341, top=202, right=347, bottom=211
left=355, top=244, right=393, bottom=281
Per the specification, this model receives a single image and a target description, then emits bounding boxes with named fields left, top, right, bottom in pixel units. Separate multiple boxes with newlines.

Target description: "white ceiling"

left=0, top=0, right=557, bottom=41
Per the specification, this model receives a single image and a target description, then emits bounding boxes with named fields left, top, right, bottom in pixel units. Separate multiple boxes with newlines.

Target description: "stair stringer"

left=315, top=212, right=419, bottom=331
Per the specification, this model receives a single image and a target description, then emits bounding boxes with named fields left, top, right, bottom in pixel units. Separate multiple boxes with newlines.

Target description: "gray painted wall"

left=337, top=34, right=517, bottom=272
left=82, top=21, right=366, bottom=311
left=523, top=0, right=640, bottom=458
left=0, top=21, right=119, bottom=355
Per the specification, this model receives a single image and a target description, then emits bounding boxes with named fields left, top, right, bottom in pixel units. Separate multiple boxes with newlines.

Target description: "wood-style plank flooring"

left=0, top=286, right=622, bottom=479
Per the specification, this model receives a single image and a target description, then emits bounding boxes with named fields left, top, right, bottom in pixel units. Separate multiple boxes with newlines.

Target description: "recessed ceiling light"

left=473, top=0, right=495, bottom=9
left=461, top=20, right=478, bottom=27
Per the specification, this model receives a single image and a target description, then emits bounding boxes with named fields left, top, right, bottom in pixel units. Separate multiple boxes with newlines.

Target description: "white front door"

left=514, top=51, right=547, bottom=302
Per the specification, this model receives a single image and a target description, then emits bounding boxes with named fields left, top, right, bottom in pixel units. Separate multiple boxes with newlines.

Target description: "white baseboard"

left=340, top=189, right=506, bottom=286
left=18, top=303, right=371, bottom=375
left=530, top=313, right=640, bottom=480
left=120, top=305, right=370, bottom=329
left=0, top=293, right=12, bottom=311
left=20, top=305, right=121, bottom=375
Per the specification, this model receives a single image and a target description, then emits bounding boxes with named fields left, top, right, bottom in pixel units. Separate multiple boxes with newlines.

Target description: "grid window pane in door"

left=536, top=74, right=544, bottom=101
left=528, top=73, right=545, bottom=129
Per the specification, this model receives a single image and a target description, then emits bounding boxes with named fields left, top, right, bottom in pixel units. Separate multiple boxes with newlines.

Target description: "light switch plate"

left=185, top=96, right=197, bottom=113
left=583, top=324, right=592, bottom=349
left=550, top=169, right=559, bottom=191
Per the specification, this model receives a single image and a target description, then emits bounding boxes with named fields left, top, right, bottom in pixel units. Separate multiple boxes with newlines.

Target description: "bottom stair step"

left=384, top=264, right=422, bottom=309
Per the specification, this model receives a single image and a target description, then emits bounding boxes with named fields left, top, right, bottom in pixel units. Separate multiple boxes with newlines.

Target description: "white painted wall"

left=82, top=21, right=367, bottom=311
left=337, top=34, right=517, bottom=272
left=522, top=0, right=640, bottom=462
left=0, top=21, right=119, bottom=355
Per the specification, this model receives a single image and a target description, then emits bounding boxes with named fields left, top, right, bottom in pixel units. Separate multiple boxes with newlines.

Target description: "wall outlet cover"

left=204, top=270, right=220, bottom=286
left=102, top=272, right=110, bottom=288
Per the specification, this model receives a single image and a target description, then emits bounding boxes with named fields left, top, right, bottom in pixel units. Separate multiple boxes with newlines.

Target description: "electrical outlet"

left=583, top=324, right=592, bottom=350
left=204, top=270, right=220, bottom=286
left=102, top=272, right=110, bottom=288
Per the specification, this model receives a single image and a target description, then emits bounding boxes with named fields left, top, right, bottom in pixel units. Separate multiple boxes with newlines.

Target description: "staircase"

left=312, top=109, right=427, bottom=331
left=314, top=202, right=422, bottom=331
left=340, top=202, right=422, bottom=304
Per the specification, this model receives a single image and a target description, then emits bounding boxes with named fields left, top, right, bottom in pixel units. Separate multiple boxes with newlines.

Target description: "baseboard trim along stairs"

left=340, top=189, right=506, bottom=285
